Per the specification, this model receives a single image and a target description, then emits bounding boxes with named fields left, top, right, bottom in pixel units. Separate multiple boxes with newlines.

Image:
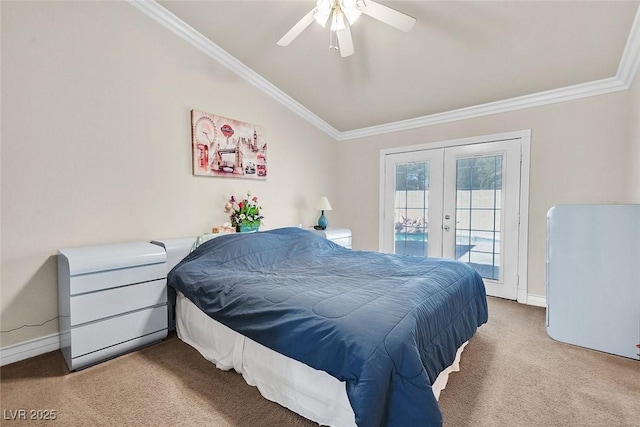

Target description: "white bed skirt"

left=176, top=292, right=467, bottom=427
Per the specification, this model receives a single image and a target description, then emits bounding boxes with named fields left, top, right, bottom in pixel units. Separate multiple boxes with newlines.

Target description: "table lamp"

left=316, top=197, right=332, bottom=230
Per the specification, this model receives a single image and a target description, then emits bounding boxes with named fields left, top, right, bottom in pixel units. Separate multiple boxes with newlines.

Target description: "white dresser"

left=311, top=228, right=352, bottom=249
left=58, top=242, right=168, bottom=371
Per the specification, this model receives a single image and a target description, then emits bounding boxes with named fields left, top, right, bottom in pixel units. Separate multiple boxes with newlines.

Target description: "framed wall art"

left=191, top=109, right=267, bottom=179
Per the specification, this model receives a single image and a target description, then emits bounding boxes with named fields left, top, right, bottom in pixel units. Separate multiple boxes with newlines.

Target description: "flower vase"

left=237, top=224, right=259, bottom=233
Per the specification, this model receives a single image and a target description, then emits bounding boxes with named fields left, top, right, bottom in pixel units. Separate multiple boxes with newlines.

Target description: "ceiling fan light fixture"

left=314, top=0, right=332, bottom=27
left=278, top=0, right=416, bottom=56
left=330, top=10, right=346, bottom=31
left=341, top=0, right=361, bottom=25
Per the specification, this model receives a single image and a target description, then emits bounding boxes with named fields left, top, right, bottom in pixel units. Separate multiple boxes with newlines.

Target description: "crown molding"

left=127, top=0, right=341, bottom=140
left=617, top=3, right=640, bottom=89
left=340, top=6, right=640, bottom=141
left=129, top=1, right=640, bottom=143
left=337, top=76, right=627, bottom=141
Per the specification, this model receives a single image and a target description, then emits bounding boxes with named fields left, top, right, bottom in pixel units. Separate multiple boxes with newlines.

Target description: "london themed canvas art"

left=191, top=109, right=267, bottom=179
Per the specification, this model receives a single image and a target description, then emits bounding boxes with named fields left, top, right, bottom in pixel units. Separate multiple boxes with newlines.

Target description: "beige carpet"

left=1, top=297, right=638, bottom=426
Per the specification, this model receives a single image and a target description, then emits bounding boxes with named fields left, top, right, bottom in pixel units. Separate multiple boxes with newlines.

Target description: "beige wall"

left=0, top=2, right=337, bottom=347
left=337, top=90, right=634, bottom=298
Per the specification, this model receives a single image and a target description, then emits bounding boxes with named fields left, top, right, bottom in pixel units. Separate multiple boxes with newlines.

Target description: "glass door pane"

left=382, top=149, right=443, bottom=256
left=394, top=162, right=429, bottom=256
left=455, top=156, right=502, bottom=280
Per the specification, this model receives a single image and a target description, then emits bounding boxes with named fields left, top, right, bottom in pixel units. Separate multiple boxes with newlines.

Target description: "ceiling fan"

left=277, top=0, right=416, bottom=58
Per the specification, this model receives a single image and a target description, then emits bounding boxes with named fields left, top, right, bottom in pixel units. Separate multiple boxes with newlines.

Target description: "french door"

left=381, top=137, right=524, bottom=300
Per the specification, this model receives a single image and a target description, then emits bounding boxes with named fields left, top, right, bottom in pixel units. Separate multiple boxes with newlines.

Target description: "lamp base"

left=317, top=211, right=328, bottom=229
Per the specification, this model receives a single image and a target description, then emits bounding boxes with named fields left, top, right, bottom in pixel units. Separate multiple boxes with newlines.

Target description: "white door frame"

left=379, top=130, right=531, bottom=304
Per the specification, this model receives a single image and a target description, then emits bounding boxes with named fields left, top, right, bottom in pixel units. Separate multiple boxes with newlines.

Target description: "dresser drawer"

left=59, top=242, right=166, bottom=275
left=70, top=279, right=167, bottom=326
left=70, top=330, right=168, bottom=370
left=70, top=305, right=167, bottom=358
left=69, top=263, right=166, bottom=295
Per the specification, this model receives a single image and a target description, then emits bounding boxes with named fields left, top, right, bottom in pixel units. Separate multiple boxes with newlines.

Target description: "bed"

left=167, top=227, right=488, bottom=427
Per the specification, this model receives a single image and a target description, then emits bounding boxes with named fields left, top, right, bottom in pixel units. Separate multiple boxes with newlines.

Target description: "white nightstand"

left=57, top=242, right=169, bottom=371
left=311, top=227, right=352, bottom=248
left=151, top=237, right=199, bottom=332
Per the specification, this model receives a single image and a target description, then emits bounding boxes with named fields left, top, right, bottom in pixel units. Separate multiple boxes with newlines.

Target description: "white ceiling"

left=144, top=1, right=639, bottom=137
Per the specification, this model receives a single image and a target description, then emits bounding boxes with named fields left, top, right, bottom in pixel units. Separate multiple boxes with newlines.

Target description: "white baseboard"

left=517, top=288, right=547, bottom=307
left=0, top=332, right=61, bottom=367
left=526, top=294, right=547, bottom=308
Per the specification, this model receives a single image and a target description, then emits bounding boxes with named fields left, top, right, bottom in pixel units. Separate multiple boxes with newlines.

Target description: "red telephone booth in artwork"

left=197, top=144, right=209, bottom=171
left=256, top=153, right=266, bottom=177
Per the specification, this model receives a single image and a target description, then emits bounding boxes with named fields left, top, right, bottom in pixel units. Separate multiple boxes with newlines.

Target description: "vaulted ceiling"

left=135, top=1, right=640, bottom=139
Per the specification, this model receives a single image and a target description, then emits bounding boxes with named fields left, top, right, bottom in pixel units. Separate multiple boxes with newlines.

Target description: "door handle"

left=443, top=225, right=450, bottom=231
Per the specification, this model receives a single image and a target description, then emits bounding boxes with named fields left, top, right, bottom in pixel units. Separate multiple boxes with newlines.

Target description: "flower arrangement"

left=224, top=191, right=263, bottom=231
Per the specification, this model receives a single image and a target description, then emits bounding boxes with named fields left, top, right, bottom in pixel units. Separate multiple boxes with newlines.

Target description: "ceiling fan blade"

left=277, top=8, right=316, bottom=46
left=336, top=25, right=355, bottom=57
left=356, top=0, right=416, bottom=32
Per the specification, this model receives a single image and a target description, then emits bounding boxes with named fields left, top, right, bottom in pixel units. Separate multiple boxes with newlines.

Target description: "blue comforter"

left=168, top=227, right=488, bottom=426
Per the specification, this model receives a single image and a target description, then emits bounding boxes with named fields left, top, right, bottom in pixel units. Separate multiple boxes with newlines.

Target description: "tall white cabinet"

left=546, top=204, right=640, bottom=360
left=58, top=242, right=169, bottom=371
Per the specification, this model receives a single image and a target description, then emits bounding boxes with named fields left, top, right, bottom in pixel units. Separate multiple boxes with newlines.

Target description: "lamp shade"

left=317, top=197, right=332, bottom=211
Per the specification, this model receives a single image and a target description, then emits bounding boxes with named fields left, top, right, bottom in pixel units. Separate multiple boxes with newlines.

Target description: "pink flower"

left=238, top=202, right=244, bottom=209
left=252, top=196, right=258, bottom=202
left=230, top=195, right=235, bottom=203
left=224, top=203, right=233, bottom=213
